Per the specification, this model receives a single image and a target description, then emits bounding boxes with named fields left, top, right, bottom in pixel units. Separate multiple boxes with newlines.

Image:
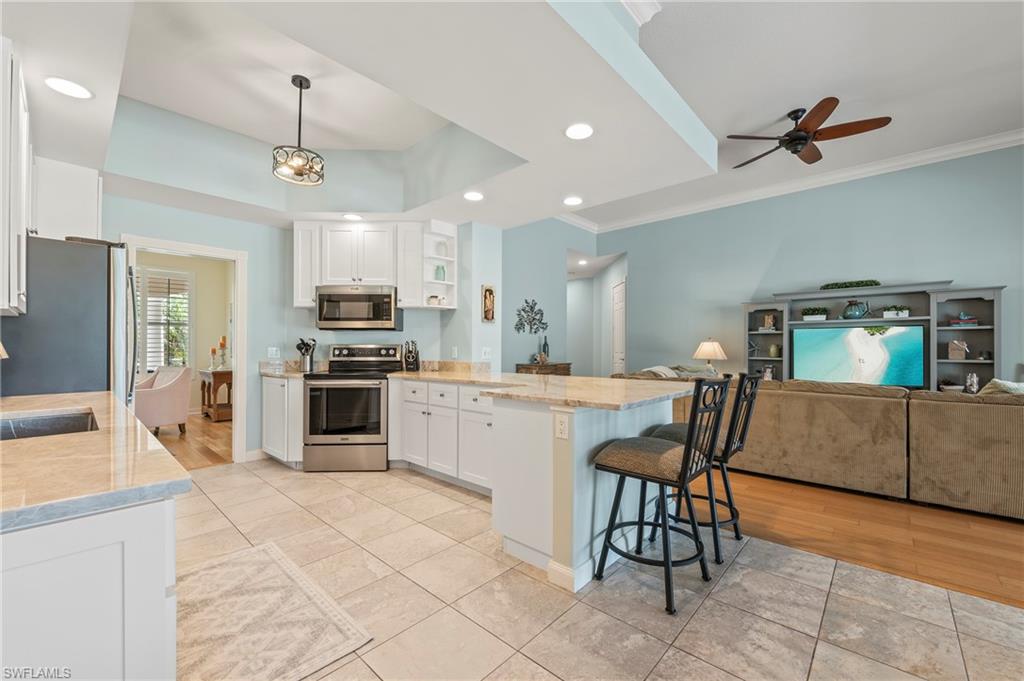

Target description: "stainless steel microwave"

left=316, top=285, right=403, bottom=330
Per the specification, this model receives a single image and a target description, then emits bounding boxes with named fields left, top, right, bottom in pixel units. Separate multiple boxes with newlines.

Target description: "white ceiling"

left=2, top=2, right=133, bottom=167
left=578, top=1, right=1024, bottom=230
left=120, top=3, right=449, bottom=150
left=567, top=250, right=624, bottom=280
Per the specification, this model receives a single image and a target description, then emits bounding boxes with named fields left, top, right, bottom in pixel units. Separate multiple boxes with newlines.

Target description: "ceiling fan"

left=727, top=97, right=892, bottom=169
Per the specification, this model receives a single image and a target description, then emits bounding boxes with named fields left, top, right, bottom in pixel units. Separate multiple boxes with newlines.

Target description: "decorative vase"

left=802, top=314, right=827, bottom=322
left=841, top=300, right=870, bottom=320
left=768, top=343, right=781, bottom=358
left=542, top=335, right=550, bottom=357
left=434, top=265, right=446, bottom=282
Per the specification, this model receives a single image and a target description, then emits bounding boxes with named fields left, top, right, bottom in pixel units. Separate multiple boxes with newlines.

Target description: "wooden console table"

left=199, top=369, right=233, bottom=422
left=515, top=362, right=571, bottom=376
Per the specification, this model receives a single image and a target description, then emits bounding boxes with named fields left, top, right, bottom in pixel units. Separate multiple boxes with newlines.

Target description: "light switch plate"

left=555, top=413, right=569, bottom=440
left=267, top=346, right=281, bottom=359
left=481, top=347, right=492, bottom=360
left=451, top=345, right=458, bottom=359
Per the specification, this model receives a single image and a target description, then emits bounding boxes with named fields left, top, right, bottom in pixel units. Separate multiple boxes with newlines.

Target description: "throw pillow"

left=978, top=379, right=1024, bottom=395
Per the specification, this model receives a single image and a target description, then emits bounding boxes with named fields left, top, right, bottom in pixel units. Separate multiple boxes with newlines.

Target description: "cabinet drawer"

left=429, top=383, right=458, bottom=408
left=460, top=386, right=493, bottom=413
left=404, top=380, right=428, bottom=403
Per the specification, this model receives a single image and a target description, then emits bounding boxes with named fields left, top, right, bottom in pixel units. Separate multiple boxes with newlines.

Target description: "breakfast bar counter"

left=394, top=371, right=693, bottom=592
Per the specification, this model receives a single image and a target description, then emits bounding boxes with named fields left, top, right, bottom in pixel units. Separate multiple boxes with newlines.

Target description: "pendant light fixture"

left=273, top=75, right=325, bottom=186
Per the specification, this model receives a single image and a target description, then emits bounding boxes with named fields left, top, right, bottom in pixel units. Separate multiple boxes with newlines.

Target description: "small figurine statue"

left=965, top=372, right=980, bottom=394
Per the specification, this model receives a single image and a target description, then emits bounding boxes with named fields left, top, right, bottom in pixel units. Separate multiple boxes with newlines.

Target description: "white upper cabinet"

left=2, top=36, right=31, bottom=316
left=33, top=157, right=101, bottom=242
left=358, top=224, right=395, bottom=285
left=295, top=220, right=452, bottom=308
left=395, top=222, right=423, bottom=308
left=293, top=222, right=320, bottom=307
left=321, top=223, right=360, bottom=284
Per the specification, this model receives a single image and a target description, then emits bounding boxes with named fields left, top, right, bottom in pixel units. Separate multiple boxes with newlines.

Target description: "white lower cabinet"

left=262, top=376, right=304, bottom=462
left=1, top=499, right=176, bottom=679
left=458, top=409, right=493, bottom=488
left=401, top=401, right=428, bottom=466
left=393, top=380, right=493, bottom=490
left=426, top=405, right=458, bottom=476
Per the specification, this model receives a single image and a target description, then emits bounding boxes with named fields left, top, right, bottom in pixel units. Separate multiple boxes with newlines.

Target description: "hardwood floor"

left=156, top=413, right=232, bottom=471
left=690, top=469, right=1024, bottom=608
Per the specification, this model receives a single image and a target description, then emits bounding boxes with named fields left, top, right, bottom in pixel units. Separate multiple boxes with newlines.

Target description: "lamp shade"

left=693, top=339, right=727, bottom=361
left=0, top=341, right=7, bottom=359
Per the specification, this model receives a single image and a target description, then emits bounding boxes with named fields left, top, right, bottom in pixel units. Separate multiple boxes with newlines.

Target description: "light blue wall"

left=103, top=196, right=443, bottom=452
left=566, top=278, right=595, bottom=375
left=103, top=195, right=297, bottom=452
left=501, top=218, right=595, bottom=370
left=441, top=222, right=503, bottom=366
left=592, top=255, right=628, bottom=376
left=597, top=146, right=1024, bottom=378
left=402, top=125, right=525, bottom=211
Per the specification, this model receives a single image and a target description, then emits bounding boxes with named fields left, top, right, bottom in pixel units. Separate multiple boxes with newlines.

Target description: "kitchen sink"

left=0, top=410, right=98, bottom=441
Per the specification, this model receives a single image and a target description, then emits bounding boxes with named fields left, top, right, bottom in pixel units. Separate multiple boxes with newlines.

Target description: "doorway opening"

left=123, top=235, right=248, bottom=469
left=565, top=250, right=627, bottom=377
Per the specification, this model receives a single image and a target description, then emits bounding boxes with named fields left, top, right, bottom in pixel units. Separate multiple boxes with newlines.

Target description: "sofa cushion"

left=978, top=378, right=1024, bottom=396
left=911, top=390, right=1024, bottom=407
left=782, top=379, right=909, bottom=399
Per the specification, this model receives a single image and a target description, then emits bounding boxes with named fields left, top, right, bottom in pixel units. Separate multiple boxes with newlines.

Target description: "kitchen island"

left=1, top=391, right=191, bottom=679
left=388, top=371, right=694, bottom=592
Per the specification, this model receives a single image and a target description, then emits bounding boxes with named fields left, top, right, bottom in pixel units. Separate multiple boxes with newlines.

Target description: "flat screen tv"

left=792, top=325, right=925, bottom=387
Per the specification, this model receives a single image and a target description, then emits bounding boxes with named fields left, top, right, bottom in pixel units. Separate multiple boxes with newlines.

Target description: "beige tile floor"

left=177, top=460, right=1024, bottom=681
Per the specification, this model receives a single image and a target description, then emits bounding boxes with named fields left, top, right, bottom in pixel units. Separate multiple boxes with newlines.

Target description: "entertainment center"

left=743, top=281, right=1005, bottom=391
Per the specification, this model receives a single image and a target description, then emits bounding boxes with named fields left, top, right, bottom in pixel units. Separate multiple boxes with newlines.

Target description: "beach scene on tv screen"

left=793, top=326, right=925, bottom=386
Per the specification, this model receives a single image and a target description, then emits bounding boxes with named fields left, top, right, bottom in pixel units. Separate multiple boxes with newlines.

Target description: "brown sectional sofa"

left=614, top=373, right=1024, bottom=519
left=909, top=390, right=1024, bottom=519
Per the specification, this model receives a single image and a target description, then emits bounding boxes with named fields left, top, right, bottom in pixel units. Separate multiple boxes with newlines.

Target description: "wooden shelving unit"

left=743, top=302, right=787, bottom=381
left=931, top=286, right=1003, bottom=389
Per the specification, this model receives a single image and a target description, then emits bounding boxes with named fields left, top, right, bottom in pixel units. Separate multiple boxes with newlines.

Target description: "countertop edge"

left=0, top=476, right=192, bottom=534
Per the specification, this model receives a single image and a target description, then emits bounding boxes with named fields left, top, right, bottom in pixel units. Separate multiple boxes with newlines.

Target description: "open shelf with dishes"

left=421, top=221, right=457, bottom=309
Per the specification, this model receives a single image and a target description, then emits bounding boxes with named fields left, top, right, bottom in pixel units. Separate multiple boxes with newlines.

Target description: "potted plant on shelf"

left=801, top=306, right=829, bottom=322
left=514, top=299, right=550, bottom=363
left=882, top=304, right=911, bottom=319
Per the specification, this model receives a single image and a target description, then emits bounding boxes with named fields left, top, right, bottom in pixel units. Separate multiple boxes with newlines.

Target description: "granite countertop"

left=260, top=369, right=309, bottom=379
left=390, top=371, right=694, bottom=410
left=0, top=391, right=192, bottom=533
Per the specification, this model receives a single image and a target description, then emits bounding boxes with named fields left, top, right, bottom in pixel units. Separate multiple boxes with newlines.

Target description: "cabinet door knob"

left=472, top=397, right=478, bottom=402
left=486, top=422, right=493, bottom=427
left=439, top=392, right=445, bottom=397
left=421, top=411, right=426, bottom=415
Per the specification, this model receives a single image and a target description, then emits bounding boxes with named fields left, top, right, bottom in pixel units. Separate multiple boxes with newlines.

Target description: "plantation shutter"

left=138, top=268, right=193, bottom=372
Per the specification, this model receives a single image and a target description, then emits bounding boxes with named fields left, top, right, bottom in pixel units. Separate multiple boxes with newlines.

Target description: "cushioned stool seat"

left=594, top=437, right=687, bottom=484
left=651, top=422, right=725, bottom=460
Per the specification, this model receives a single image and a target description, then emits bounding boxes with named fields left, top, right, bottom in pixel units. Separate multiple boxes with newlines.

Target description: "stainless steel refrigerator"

left=0, top=236, right=136, bottom=403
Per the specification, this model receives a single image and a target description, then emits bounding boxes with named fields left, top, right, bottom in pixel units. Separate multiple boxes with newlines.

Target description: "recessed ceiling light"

left=565, top=123, right=593, bottom=140
left=578, top=259, right=588, bottom=266
left=463, top=191, right=484, bottom=202
left=343, top=214, right=362, bottom=221
left=563, top=195, right=583, bottom=207
left=44, top=77, right=93, bottom=99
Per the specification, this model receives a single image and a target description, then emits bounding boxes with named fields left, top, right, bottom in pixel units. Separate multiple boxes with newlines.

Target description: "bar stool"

left=649, top=372, right=763, bottom=565
left=593, top=378, right=731, bottom=614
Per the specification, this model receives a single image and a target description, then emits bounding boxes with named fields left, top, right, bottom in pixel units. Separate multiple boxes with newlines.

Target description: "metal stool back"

left=593, top=377, right=730, bottom=614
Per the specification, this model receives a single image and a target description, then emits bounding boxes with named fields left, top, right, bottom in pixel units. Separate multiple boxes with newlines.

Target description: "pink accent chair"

left=134, top=366, right=191, bottom=435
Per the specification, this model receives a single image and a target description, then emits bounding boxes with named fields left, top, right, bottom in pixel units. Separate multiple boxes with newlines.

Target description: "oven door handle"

left=306, top=380, right=383, bottom=388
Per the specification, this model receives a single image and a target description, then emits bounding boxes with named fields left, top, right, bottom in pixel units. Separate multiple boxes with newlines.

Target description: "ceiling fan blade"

left=797, top=96, right=840, bottom=133
left=727, top=134, right=787, bottom=141
left=814, top=116, right=892, bottom=141
left=797, top=142, right=822, bottom=164
left=733, top=145, right=782, bottom=169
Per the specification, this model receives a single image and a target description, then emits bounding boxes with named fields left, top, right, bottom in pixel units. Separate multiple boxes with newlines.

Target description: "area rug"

left=177, top=543, right=371, bottom=681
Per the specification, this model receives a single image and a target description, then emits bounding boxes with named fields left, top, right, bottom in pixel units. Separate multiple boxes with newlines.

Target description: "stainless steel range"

left=302, top=344, right=402, bottom=472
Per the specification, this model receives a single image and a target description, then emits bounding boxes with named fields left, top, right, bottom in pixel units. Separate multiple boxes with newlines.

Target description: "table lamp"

left=693, top=339, right=726, bottom=373
left=0, top=340, right=8, bottom=359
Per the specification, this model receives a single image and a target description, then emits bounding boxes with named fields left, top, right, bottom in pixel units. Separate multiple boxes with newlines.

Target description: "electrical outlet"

left=481, top=347, right=492, bottom=360
left=451, top=345, right=458, bottom=359
left=555, top=413, right=569, bottom=440
left=267, top=346, right=281, bottom=359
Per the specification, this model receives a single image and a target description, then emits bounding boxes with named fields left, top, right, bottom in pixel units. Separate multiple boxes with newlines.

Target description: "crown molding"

left=597, top=129, right=1024, bottom=233
left=619, top=1, right=662, bottom=27
left=557, top=212, right=600, bottom=233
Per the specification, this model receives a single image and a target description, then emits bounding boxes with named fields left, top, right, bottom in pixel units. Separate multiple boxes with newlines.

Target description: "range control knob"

left=388, top=348, right=397, bottom=356
left=340, top=348, right=349, bottom=356
left=380, top=348, right=388, bottom=356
